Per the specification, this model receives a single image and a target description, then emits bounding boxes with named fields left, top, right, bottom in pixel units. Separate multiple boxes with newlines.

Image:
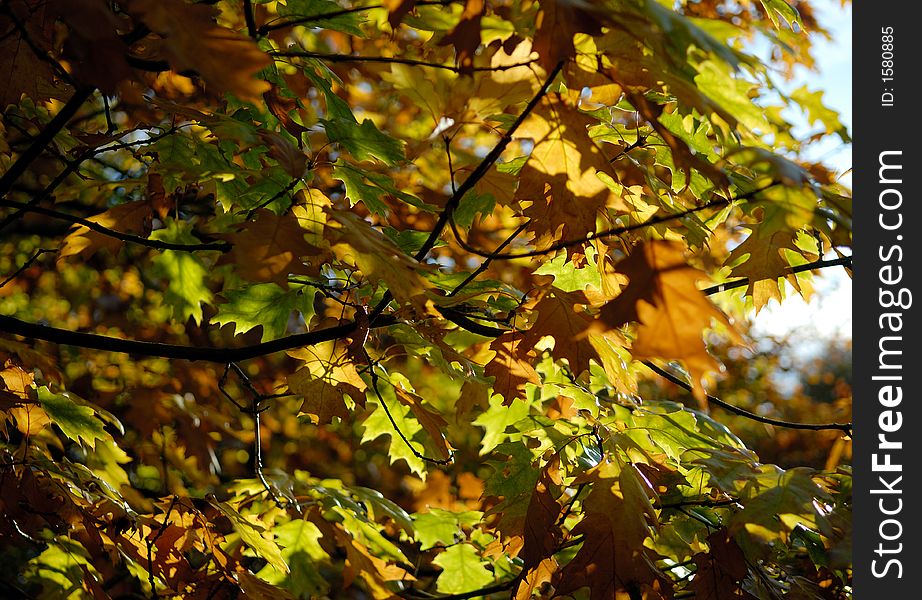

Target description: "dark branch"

left=0, top=314, right=396, bottom=362
left=257, top=0, right=453, bottom=35
left=368, top=60, right=565, bottom=322
left=0, top=199, right=231, bottom=253
left=272, top=50, right=537, bottom=73
left=0, top=86, right=94, bottom=200
left=701, top=255, right=852, bottom=296
left=449, top=181, right=782, bottom=260
left=642, top=361, right=852, bottom=434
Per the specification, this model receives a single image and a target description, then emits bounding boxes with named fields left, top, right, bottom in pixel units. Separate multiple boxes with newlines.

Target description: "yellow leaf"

left=328, top=210, right=433, bottom=313
left=59, top=201, right=152, bottom=261
left=288, top=342, right=367, bottom=424
left=514, top=97, right=627, bottom=249
left=726, top=224, right=814, bottom=313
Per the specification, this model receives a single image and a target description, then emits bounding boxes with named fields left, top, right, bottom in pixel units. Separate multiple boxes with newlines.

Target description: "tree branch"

left=272, top=50, right=537, bottom=73
left=0, top=199, right=231, bottom=253
left=701, top=255, right=852, bottom=296
left=449, top=181, right=782, bottom=260
left=257, top=0, right=453, bottom=35
left=642, top=361, right=852, bottom=434
left=0, top=313, right=396, bottom=362
left=0, top=86, right=94, bottom=200
left=368, top=60, right=564, bottom=322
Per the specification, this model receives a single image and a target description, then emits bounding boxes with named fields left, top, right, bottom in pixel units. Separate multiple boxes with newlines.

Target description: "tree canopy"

left=0, top=0, right=852, bottom=598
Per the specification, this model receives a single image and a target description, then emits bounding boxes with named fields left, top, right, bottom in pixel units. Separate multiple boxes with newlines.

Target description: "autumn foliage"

left=0, top=0, right=852, bottom=598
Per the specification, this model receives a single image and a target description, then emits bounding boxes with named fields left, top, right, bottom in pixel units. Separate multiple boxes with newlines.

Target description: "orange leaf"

left=59, top=201, right=153, bottom=261
left=484, top=333, right=539, bottom=405
left=597, top=240, right=742, bottom=405
left=520, top=290, right=598, bottom=375
left=217, top=209, right=322, bottom=288
left=514, top=97, right=627, bottom=251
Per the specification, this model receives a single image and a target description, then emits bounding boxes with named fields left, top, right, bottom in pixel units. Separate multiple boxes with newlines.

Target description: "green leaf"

left=322, top=118, right=405, bottom=165
left=213, top=500, right=289, bottom=574
left=758, top=0, right=802, bottom=29
left=360, top=391, right=426, bottom=478
left=213, top=283, right=316, bottom=341
left=432, top=543, right=495, bottom=594
left=150, top=221, right=213, bottom=324
left=413, top=508, right=483, bottom=550
left=38, top=387, right=110, bottom=449
left=258, top=518, right=331, bottom=598
left=278, top=0, right=366, bottom=36
left=472, top=393, right=531, bottom=455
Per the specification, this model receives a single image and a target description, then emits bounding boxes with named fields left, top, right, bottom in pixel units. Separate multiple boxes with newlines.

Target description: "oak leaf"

left=520, top=289, right=598, bottom=376
left=598, top=240, right=741, bottom=404
left=516, top=458, right=563, bottom=597
left=217, top=209, right=322, bottom=288
left=532, top=0, right=603, bottom=71
left=688, top=530, right=757, bottom=600
left=439, top=0, right=484, bottom=74
left=726, top=222, right=815, bottom=313
left=59, top=200, right=152, bottom=261
left=328, top=210, right=433, bottom=313
left=483, top=333, right=540, bottom=405
left=129, top=0, right=270, bottom=101
left=555, top=460, right=671, bottom=600
left=514, top=97, right=626, bottom=249
left=394, top=387, right=452, bottom=460
left=288, top=342, right=367, bottom=425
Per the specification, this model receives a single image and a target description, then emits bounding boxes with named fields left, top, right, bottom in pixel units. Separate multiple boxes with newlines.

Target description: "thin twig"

left=361, top=347, right=453, bottom=465
left=0, top=248, right=55, bottom=287
left=257, top=0, right=453, bottom=35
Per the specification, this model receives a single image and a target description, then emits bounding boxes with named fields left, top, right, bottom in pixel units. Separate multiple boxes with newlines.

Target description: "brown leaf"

left=383, top=0, right=418, bottom=28
left=217, top=209, right=322, bottom=288
left=59, top=200, right=153, bottom=261
left=258, top=131, right=307, bottom=178
left=519, top=458, right=563, bottom=584
left=394, top=387, right=452, bottom=460
left=288, top=342, right=367, bottom=425
left=555, top=461, right=671, bottom=600
left=521, top=290, right=598, bottom=375
left=597, top=240, right=742, bottom=405
left=0, top=1, right=66, bottom=107
left=484, top=333, right=539, bottom=405
left=129, top=0, right=271, bottom=102
left=439, top=0, right=484, bottom=74
left=688, top=530, right=757, bottom=600
left=53, top=0, right=132, bottom=94
left=532, top=0, right=603, bottom=71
